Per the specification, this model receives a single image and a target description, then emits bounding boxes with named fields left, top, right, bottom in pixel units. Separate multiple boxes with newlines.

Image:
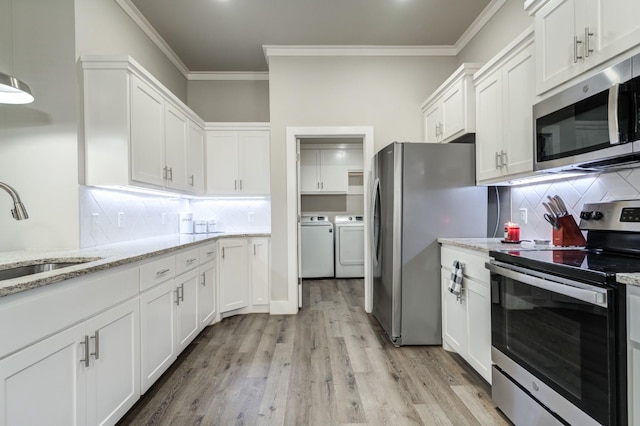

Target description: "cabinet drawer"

left=441, top=246, right=490, bottom=283
left=140, top=255, right=175, bottom=292
left=176, top=248, right=200, bottom=275
left=199, top=243, right=216, bottom=264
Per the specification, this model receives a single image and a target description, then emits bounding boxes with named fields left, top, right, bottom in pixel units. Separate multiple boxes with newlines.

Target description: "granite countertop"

left=0, top=232, right=270, bottom=299
left=616, top=273, right=640, bottom=286
left=438, top=237, right=555, bottom=253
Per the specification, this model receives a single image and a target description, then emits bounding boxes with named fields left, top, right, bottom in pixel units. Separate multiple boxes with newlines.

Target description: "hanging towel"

left=449, top=260, right=463, bottom=296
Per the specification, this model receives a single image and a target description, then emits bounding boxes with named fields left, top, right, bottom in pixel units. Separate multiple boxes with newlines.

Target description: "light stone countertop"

left=0, top=232, right=269, bottom=299
left=437, top=237, right=555, bottom=253
left=616, top=273, right=640, bottom=286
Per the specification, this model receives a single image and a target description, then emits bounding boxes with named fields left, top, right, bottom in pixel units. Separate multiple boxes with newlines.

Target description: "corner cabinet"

left=440, top=245, right=492, bottom=383
left=534, top=0, right=640, bottom=94
left=475, top=29, right=535, bottom=184
left=421, top=63, right=482, bottom=143
left=205, top=124, right=271, bottom=196
left=81, top=56, right=205, bottom=194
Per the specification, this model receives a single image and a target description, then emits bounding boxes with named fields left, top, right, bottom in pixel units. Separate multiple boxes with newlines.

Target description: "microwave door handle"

left=486, top=262, right=608, bottom=308
left=608, top=83, right=621, bottom=144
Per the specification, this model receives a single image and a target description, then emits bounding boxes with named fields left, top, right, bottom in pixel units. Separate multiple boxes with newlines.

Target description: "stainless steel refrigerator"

left=371, top=142, right=487, bottom=346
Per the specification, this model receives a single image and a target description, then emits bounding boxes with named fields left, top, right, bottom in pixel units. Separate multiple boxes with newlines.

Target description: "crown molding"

left=188, top=72, right=269, bottom=81
left=115, top=0, right=190, bottom=77
left=262, top=45, right=457, bottom=64
left=454, top=0, right=508, bottom=54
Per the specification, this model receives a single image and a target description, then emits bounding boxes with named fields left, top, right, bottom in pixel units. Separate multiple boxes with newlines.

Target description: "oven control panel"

left=580, top=200, right=640, bottom=231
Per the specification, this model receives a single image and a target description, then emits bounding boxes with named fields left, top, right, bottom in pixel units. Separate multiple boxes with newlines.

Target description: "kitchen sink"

left=0, top=258, right=101, bottom=281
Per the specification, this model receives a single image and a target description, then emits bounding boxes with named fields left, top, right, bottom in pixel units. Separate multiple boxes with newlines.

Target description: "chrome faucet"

left=0, top=182, right=28, bottom=220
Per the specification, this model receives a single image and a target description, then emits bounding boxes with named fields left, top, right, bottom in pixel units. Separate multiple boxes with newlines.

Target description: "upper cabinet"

left=421, top=63, right=482, bottom=143
left=205, top=124, right=271, bottom=196
left=82, top=56, right=205, bottom=194
left=300, top=148, right=348, bottom=194
left=475, top=28, right=535, bottom=184
left=534, top=0, right=640, bottom=94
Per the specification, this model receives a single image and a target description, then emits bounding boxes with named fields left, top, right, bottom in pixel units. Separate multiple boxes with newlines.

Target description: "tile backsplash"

left=510, top=169, right=640, bottom=241
left=80, top=187, right=270, bottom=248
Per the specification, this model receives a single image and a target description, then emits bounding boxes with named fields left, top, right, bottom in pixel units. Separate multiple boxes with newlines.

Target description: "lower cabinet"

left=175, top=268, right=200, bottom=353
left=250, top=237, right=270, bottom=307
left=0, top=298, right=140, bottom=426
left=199, top=260, right=217, bottom=328
left=627, top=285, right=640, bottom=425
left=219, top=238, right=249, bottom=313
left=440, top=245, right=492, bottom=383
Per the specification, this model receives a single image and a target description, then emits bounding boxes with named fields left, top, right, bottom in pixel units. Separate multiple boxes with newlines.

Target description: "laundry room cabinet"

left=300, top=148, right=348, bottom=193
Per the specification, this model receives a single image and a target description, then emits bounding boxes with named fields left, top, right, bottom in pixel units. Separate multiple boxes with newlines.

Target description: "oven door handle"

left=486, top=262, right=608, bottom=308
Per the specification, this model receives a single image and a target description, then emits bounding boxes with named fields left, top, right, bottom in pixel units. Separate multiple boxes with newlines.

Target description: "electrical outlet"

left=91, top=213, right=100, bottom=233
left=519, top=208, right=528, bottom=225
left=117, top=212, right=125, bottom=228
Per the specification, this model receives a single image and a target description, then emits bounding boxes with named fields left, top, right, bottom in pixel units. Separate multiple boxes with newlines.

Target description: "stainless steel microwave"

left=533, top=53, right=640, bottom=173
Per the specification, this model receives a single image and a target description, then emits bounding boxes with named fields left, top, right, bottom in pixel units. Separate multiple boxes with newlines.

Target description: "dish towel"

left=449, top=260, right=463, bottom=297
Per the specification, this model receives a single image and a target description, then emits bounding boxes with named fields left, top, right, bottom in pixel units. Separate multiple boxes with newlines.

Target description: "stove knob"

left=593, top=211, right=604, bottom=220
left=580, top=211, right=593, bottom=220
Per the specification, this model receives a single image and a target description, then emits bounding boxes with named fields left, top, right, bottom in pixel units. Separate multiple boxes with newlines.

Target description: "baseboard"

left=270, top=300, right=298, bottom=315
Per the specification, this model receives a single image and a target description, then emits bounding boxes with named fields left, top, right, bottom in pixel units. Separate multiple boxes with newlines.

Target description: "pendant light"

left=0, top=72, right=34, bottom=104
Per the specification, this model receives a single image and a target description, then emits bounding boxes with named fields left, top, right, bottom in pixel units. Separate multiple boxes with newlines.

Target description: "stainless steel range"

left=486, top=199, right=640, bottom=426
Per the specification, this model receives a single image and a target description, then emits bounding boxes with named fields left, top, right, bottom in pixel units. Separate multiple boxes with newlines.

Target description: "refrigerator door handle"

left=370, top=177, right=381, bottom=265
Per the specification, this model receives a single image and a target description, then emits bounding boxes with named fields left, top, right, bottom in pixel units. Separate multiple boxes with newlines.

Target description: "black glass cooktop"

left=489, top=248, right=640, bottom=285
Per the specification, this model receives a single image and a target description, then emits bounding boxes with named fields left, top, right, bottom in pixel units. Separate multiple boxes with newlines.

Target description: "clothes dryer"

left=334, top=215, right=364, bottom=278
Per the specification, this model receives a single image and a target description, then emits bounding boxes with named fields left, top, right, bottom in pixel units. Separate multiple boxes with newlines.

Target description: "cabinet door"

left=139, top=279, right=176, bottom=393
left=198, top=262, right=217, bottom=328
left=85, top=298, right=140, bottom=426
left=176, top=269, right=200, bottom=353
left=250, top=238, right=270, bottom=306
left=345, top=148, right=364, bottom=171
left=319, top=149, right=347, bottom=192
left=441, top=81, right=464, bottom=141
left=187, top=122, right=205, bottom=194
left=441, top=272, right=467, bottom=355
left=535, top=0, right=582, bottom=93
left=131, top=75, right=165, bottom=187
left=239, top=131, right=271, bottom=195
left=594, top=0, right=640, bottom=65
left=465, top=280, right=492, bottom=384
left=205, top=131, right=239, bottom=195
left=423, top=103, right=442, bottom=143
left=164, top=103, right=189, bottom=191
left=502, top=44, right=535, bottom=177
left=0, top=324, right=86, bottom=426
left=299, top=149, right=320, bottom=192
left=475, top=70, right=503, bottom=182
left=219, top=239, right=249, bottom=313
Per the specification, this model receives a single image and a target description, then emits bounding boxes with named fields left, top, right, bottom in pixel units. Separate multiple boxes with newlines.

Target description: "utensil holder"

left=552, top=215, right=586, bottom=247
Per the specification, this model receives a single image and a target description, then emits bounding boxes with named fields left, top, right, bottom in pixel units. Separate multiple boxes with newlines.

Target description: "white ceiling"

left=128, top=0, right=492, bottom=72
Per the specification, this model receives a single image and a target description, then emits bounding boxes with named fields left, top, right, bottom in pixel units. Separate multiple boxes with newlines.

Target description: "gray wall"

left=457, top=0, right=533, bottom=64
left=188, top=80, right=270, bottom=122
left=268, top=55, right=458, bottom=300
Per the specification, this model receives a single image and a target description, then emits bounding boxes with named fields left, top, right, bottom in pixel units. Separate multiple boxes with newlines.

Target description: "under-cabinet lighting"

left=503, top=172, right=586, bottom=186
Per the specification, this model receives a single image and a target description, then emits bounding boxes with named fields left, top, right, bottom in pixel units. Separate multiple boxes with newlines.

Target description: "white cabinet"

left=250, top=238, right=270, bottom=307
left=205, top=127, right=271, bottom=196
left=198, top=250, right=217, bottom=328
left=82, top=56, right=205, bottom=194
left=0, top=298, right=140, bottom=426
left=440, top=245, right=492, bottom=383
left=535, top=0, right=640, bottom=94
left=219, top=239, right=249, bottom=313
left=627, top=285, right=640, bottom=426
left=421, top=63, right=481, bottom=143
left=475, top=30, right=535, bottom=184
left=300, top=148, right=348, bottom=193
left=175, top=268, right=200, bottom=353
left=187, top=122, right=205, bottom=194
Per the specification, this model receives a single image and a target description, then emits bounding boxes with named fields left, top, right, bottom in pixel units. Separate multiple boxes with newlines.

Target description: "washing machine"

left=301, top=215, right=334, bottom=278
left=334, top=215, right=364, bottom=278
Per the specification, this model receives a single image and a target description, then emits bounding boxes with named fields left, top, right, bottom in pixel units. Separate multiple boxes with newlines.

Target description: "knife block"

left=553, top=215, right=586, bottom=247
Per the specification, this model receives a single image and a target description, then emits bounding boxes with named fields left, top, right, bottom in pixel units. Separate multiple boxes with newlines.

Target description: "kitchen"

left=1, top=0, right=640, bottom=424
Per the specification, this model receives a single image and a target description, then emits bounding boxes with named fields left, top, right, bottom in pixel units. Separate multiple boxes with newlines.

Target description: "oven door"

left=487, top=261, right=622, bottom=426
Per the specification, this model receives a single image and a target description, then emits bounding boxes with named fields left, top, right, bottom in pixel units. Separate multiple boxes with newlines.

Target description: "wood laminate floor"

left=118, top=279, right=510, bottom=425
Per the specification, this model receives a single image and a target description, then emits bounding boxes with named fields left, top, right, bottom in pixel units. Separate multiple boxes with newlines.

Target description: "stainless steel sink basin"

left=0, top=258, right=100, bottom=281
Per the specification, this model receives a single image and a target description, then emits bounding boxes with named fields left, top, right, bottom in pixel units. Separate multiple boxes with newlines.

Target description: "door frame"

left=285, top=126, right=375, bottom=313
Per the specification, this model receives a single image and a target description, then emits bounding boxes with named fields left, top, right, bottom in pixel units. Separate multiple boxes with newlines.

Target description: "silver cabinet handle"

left=80, top=335, right=90, bottom=367
left=573, top=35, right=583, bottom=63
left=175, top=288, right=180, bottom=305
left=321, top=181, right=324, bottom=190
left=501, top=150, right=508, bottom=167
left=253, top=244, right=256, bottom=255
left=222, top=247, right=225, bottom=259
left=156, top=268, right=170, bottom=276
left=201, top=272, right=206, bottom=286
left=495, top=152, right=501, bottom=169
left=163, top=166, right=168, bottom=179
left=168, top=167, right=173, bottom=182
left=234, top=179, right=237, bottom=191
left=585, top=27, right=594, bottom=57
left=90, top=330, right=100, bottom=360
left=608, top=83, right=621, bottom=144
left=186, top=258, right=197, bottom=264
left=179, top=284, right=184, bottom=302
left=317, top=181, right=320, bottom=189
left=206, top=250, right=215, bottom=255
left=239, top=179, right=243, bottom=191
left=189, top=174, right=194, bottom=186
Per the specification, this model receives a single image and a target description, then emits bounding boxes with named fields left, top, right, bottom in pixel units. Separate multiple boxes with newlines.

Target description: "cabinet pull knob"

left=585, top=27, right=594, bottom=57
left=574, top=35, right=583, bottom=63
left=90, top=330, right=100, bottom=360
left=80, top=335, right=90, bottom=367
left=156, top=268, right=170, bottom=276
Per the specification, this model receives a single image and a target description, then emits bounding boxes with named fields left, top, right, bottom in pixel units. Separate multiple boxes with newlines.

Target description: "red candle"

left=506, top=222, right=520, bottom=242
